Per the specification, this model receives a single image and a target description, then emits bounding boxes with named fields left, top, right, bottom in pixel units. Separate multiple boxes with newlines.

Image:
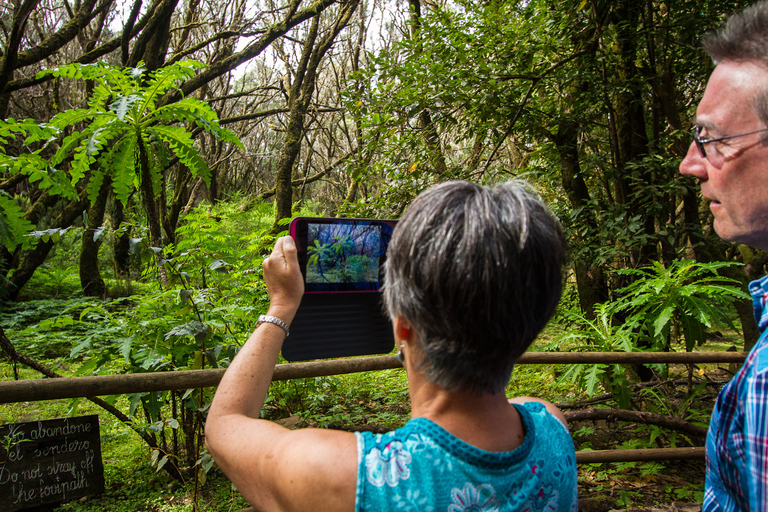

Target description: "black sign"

left=0, top=415, right=104, bottom=511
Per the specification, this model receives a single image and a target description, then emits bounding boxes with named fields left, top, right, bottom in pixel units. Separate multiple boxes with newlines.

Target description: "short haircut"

left=382, top=180, right=566, bottom=395
left=702, top=1, right=768, bottom=127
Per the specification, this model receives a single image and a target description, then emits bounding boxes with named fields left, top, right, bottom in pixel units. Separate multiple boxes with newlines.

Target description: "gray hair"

left=382, top=180, right=566, bottom=395
left=702, top=1, right=768, bottom=128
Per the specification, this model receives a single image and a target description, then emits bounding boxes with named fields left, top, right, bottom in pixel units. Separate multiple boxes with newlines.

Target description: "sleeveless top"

left=355, top=401, right=578, bottom=512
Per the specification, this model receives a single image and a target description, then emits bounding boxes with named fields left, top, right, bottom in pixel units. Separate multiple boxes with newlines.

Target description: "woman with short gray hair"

left=206, top=180, right=578, bottom=512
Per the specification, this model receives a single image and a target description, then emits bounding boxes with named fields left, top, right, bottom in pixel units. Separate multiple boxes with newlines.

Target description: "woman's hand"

left=262, top=236, right=304, bottom=325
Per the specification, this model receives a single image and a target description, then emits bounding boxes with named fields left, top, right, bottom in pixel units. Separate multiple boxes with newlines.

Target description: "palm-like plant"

left=308, top=239, right=334, bottom=280
left=42, top=60, right=242, bottom=248
left=554, top=260, right=750, bottom=406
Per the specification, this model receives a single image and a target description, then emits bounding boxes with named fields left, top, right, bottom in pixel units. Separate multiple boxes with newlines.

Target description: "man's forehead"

left=695, top=61, right=768, bottom=130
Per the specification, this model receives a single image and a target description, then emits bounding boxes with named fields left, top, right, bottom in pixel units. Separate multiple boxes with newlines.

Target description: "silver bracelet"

left=256, top=315, right=290, bottom=337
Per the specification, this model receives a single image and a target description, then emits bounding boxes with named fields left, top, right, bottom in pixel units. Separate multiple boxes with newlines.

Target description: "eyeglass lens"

left=694, top=128, right=707, bottom=158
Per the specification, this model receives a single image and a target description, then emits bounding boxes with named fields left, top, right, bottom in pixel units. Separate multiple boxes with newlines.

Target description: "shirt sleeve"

left=743, top=348, right=768, bottom=510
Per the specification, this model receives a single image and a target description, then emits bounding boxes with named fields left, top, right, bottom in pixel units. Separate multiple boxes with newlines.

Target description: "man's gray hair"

left=382, top=180, right=566, bottom=395
left=703, top=0, right=768, bottom=128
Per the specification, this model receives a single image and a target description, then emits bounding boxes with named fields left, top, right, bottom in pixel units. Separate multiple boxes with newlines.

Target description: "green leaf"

left=210, top=259, right=230, bottom=273
left=150, top=125, right=211, bottom=182
left=127, top=393, right=144, bottom=417
left=652, top=303, right=675, bottom=338
left=584, top=364, right=603, bottom=396
left=107, top=135, right=138, bottom=205
left=119, top=337, right=134, bottom=363
left=179, top=289, right=193, bottom=304
left=0, top=193, right=35, bottom=251
left=93, top=226, right=107, bottom=242
left=86, top=170, right=105, bottom=206
left=109, top=94, right=142, bottom=121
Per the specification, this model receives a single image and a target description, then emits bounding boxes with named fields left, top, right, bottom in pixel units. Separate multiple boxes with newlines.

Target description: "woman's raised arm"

left=205, top=236, right=357, bottom=512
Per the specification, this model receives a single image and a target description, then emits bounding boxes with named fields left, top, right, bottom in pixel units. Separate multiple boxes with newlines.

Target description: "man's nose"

left=679, top=141, right=708, bottom=180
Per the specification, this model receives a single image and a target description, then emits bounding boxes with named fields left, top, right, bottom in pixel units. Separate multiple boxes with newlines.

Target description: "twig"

left=563, top=408, right=707, bottom=438
left=0, top=325, right=183, bottom=480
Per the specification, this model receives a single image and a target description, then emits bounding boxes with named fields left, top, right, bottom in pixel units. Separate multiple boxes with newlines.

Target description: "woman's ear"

left=393, top=316, right=416, bottom=345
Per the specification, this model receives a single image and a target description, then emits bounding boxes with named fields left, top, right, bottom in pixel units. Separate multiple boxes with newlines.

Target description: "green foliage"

left=265, top=369, right=410, bottom=431
left=552, top=260, right=747, bottom=406
left=551, top=303, right=638, bottom=407
left=39, top=60, right=243, bottom=207
left=0, top=117, right=70, bottom=252
left=0, top=60, right=243, bottom=255
left=0, top=118, right=71, bottom=196
left=0, top=193, right=35, bottom=251
left=609, top=260, right=749, bottom=352
left=80, top=201, right=273, bottom=468
left=1, top=199, right=276, bottom=484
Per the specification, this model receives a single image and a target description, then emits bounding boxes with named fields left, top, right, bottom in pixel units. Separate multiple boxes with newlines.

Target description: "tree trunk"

left=273, top=1, right=359, bottom=229
left=550, top=123, right=609, bottom=318
left=167, top=165, right=193, bottom=237
left=137, top=134, right=163, bottom=249
left=112, top=196, right=131, bottom=280
left=407, top=0, right=447, bottom=178
left=0, top=0, right=42, bottom=105
left=79, top=177, right=111, bottom=298
left=127, top=0, right=178, bottom=70
left=612, top=0, right=655, bottom=268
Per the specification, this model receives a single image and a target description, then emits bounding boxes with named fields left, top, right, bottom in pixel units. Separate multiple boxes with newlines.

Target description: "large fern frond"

left=140, top=61, right=204, bottom=114
left=0, top=118, right=59, bottom=147
left=0, top=192, right=36, bottom=251
left=150, top=125, right=210, bottom=184
left=103, top=135, right=138, bottom=206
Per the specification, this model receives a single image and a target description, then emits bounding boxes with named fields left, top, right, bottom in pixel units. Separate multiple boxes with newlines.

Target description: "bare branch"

left=159, top=0, right=341, bottom=106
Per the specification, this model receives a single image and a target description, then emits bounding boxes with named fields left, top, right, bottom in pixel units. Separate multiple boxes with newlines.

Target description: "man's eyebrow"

left=691, top=116, right=713, bottom=129
left=694, top=119, right=722, bottom=137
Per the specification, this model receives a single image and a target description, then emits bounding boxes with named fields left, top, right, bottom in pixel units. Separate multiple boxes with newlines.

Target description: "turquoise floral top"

left=355, top=402, right=578, bottom=512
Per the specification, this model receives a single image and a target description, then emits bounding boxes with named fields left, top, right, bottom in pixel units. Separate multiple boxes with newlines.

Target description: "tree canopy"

left=0, top=0, right=762, bottom=347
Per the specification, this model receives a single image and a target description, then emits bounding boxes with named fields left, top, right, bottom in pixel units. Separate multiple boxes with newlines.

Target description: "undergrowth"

left=0, top=199, right=744, bottom=510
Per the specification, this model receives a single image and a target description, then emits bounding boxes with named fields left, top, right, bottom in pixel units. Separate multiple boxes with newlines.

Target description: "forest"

left=0, top=0, right=763, bottom=510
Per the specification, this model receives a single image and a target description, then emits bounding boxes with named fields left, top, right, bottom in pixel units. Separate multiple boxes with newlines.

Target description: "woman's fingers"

left=263, top=236, right=304, bottom=321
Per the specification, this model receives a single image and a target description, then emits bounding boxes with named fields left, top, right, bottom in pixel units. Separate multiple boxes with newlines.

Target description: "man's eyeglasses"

left=693, top=125, right=768, bottom=158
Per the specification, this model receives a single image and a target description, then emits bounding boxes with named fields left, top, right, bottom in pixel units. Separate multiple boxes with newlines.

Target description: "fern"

left=86, top=170, right=106, bottom=206
left=609, top=260, right=749, bottom=352
left=140, top=61, right=203, bottom=112
left=1, top=59, right=244, bottom=253
left=0, top=193, right=36, bottom=251
left=150, top=125, right=211, bottom=180
left=103, top=136, right=135, bottom=203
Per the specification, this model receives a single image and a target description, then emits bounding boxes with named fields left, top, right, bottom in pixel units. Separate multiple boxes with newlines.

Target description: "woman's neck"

left=409, top=380, right=525, bottom=453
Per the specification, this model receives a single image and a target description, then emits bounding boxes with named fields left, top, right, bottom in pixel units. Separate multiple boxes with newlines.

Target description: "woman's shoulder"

left=509, top=396, right=568, bottom=429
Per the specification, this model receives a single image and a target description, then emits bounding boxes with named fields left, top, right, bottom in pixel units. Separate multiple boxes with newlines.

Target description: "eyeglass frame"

left=693, top=125, right=768, bottom=159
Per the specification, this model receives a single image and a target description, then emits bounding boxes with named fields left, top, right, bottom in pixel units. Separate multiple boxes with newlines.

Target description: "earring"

left=396, top=346, right=405, bottom=363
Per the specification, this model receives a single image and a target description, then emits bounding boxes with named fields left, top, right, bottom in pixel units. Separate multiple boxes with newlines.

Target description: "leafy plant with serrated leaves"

left=59, top=202, right=273, bottom=474
left=551, top=302, right=638, bottom=408
left=0, top=119, right=72, bottom=252
left=37, top=60, right=243, bottom=248
left=552, top=260, right=748, bottom=408
left=607, top=260, right=749, bottom=353
left=0, top=193, right=35, bottom=251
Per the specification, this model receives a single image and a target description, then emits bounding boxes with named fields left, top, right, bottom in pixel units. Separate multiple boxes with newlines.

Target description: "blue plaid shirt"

left=704, top=274, right=768, bottom=511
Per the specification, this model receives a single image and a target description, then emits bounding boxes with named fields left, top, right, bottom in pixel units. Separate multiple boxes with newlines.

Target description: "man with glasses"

left=680, top=2, right=768, bottom=510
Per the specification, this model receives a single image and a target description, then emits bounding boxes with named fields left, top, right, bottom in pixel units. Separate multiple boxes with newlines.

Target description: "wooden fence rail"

left=0, top=351, right=746, bottom=404
left=1, top=351, right=746, bottom=465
